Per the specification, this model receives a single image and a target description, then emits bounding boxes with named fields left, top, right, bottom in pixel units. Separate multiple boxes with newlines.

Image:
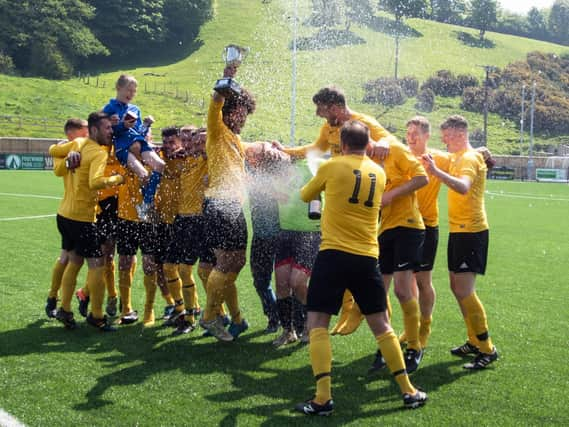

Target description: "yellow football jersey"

left=98, top=145, right=125, bottom=201
left=415, top=149, right=450, bottom=227
left=284, top=111, right=395, bottom=158
left=155, top=156, right=184, bottom=224
left=49, top=139, right=122, bottom=223
left=118, top=169, right=142, bottom=222
left=376, top=141, right=427, bottom=233
left=447, top=148, right=489, bottom=233
left=178, top=155, right=208, bottom=216
left=205, top=98, right=247, bottom=202
left=300, top=154, right=386, bottom=258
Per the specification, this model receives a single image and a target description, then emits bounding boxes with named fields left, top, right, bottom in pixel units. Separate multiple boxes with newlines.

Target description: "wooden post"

left=96, top=76, right=99, bottom=87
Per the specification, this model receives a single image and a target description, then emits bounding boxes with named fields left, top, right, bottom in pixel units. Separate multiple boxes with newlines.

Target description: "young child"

left=103, top=74, right=165, bottom=221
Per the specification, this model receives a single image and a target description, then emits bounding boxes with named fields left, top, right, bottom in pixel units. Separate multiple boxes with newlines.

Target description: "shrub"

left=400, top=76, right=419, bottom=97
left=0, top=52, right=15, bottom=75
left=362, top=77, right=407, bottom=107
left=415, top=88, right=435, bottom=112
left=456, top=74, right=479, bottom=91
left=421, top=69, right=462, bottom=96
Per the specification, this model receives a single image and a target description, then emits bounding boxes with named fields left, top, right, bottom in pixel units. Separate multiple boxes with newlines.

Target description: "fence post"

left=145, top=81, right=147, bottom=93
left=43, top=118, right=48, bottom=132
left=96, top=76, right=99, bottom=87
left=185, top=90, right=189, bottom=102
left=18, top=115, right=23, bottom=129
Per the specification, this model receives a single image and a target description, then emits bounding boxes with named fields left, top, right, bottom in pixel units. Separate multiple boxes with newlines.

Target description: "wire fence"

left=77, top=72, right=207, bottom=110
left=0, top=115, right=63, bottom=133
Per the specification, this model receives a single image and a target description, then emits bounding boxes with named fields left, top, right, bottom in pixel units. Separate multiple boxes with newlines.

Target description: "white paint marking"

left=0, top=192, right=61, bottom=200
left=486, top=190, right=569, bottom=202
left=0, top=214, right=56, bottom=222
left=0, top=409, right=26, bottom=427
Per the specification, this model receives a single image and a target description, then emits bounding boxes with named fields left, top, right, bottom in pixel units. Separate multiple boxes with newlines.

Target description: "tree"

left=469, top=0, right=497, bottom=41
left=0, top=0, right=108, bottom=78
left=87, top=0, right=166, bottom=56
left=527, top=7, right=548, bottom=40
left=344, top=0, right=375, bottom=29
left=378, top=0, right=429, bottom=24
left=307, top=0, right=343, bottom=27
left=548, top=0, right=569, bottom=45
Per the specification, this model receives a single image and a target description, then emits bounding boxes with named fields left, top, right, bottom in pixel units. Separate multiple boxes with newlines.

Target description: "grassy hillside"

left=1, top=0, right=567, bottom=153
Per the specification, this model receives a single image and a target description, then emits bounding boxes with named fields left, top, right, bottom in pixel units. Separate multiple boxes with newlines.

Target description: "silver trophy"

left=214, top=44, right=250, bottom=98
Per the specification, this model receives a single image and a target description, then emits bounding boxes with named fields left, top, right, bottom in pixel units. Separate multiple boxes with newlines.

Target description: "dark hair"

left=312, top=85, right=346, bottom=107
left=88, top=112, right=110, bottom=129
left=406, top=116, right=430, bottom=133
left=440, top=115, right=468, bottom=130
left=341, top=120, right=369, bottom=150
left=222, top=88, right=256, bottom=117
left=161, top=126, right=179, bottom=138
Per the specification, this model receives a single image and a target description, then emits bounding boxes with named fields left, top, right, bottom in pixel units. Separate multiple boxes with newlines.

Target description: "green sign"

left=536, top=168, right=567, bottom=182
left=21, top=154, right=46, bottom=170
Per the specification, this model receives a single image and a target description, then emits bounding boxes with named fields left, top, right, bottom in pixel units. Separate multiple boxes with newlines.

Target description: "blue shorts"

left=115, top=133, right=152, bottom=166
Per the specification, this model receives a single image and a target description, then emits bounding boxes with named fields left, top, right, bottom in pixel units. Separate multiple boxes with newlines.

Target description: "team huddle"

left=44, top=63, right=498, bottom=416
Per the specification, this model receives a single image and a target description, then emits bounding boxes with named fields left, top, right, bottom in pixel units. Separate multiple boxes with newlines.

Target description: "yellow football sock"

left=203, top=269, right=228, bottom=322
left=163, top=263, right=185, bottom=313
left=105, top=260, right=117, bottom=298
left=179, top=264, right=198, bottom=323
left=143, top=272, right=157, bottom=325
left=401, top=298, right=421, bottom=351
left=376, top=331, right=416, bottom=395
left=198, top=266, right=227, bottom=317
left=309, top=328, right=333, bottom=405
left=462, top=293, right=494, bottom=353
left=197, top=265, right=211, bottom=292
left=224, top=272, right=242, bottom=324
left=464, top=316, right=481, bottom=347
left=49, top=258, right=67, bottom=298
left=331, top=290, right=354, bottom=334
left=130, top=257, right=137, bottom=278
left=118, top=268, right=133, bottom=315
left=88, top=266, right=106, bottom=319
left=419, top=315, right=432, bottom=348
left=386, top=293, right=393, bottom=320
left=338, top=302, right=364, bottom=335
left=60, top=262, right=82, bottom=312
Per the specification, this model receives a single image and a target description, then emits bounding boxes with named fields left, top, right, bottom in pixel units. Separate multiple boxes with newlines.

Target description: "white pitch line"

left=0, top=214, right=55, bottom=222
left=0, top=192, right=61, bottom=200
left=486, top=191, right=569, bottom=202
left=0, top=409, right=26, bottom=427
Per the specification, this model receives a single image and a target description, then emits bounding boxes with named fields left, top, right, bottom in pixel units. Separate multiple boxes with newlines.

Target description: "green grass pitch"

left=1, top=170, right=568, bottom=426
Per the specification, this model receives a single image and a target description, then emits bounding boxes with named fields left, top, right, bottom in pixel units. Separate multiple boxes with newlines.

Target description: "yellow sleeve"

left=49, top=141, right=74, bottom=158
left=88, top=149, right=124, bottom=190
left=283, top=124, right=330, bottom=158
left=300, top=162, right=328, bottom=202
left=53, top=158, right=67, bottom=177
left=393, top=143, right=427, bottom=178
left=207, top=97, right=224, bottom=141
left=457, top=153, right=479, bottom=184
left=432, top=150, right=451, bottom=172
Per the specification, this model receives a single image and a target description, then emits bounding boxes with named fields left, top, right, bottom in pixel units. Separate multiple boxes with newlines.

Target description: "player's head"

left=180, top=125, right=197, bottom=151
left=161, top=126, right=181, bottom=158
left=222, top=88, right=256, bottom=134
left=313, top=85, right=347, bottom=126
left=88, top=112, right=113, bottom=146
left=115, top=74, right=138, bottom=104
left=406, top=116, right=430, bottom=154
left=64, top=118, right=88, bottom=140
left=440, top=115, right=468, bottom=152
left=340, top=120, right=369, bottom=154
